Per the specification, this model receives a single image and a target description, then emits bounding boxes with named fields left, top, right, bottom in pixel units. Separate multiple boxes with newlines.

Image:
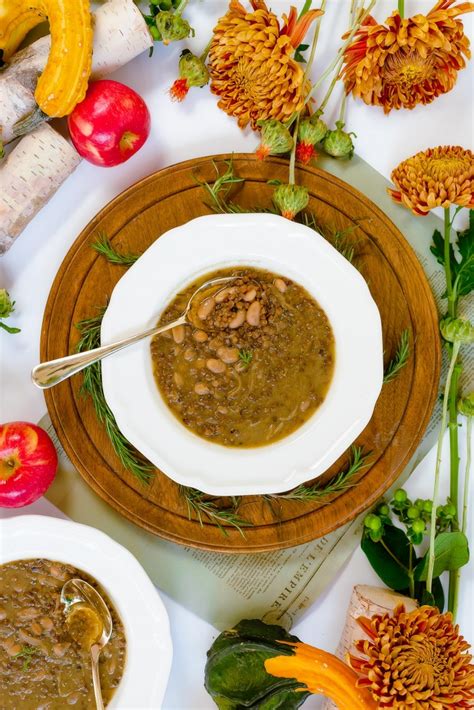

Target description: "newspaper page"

left=41, top=154, right=472, bottom=630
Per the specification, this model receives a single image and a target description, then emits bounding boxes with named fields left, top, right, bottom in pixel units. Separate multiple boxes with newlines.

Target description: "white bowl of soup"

left=0, top=516, right=172, bottom=709
left=101, top=213, right=383, bottom=496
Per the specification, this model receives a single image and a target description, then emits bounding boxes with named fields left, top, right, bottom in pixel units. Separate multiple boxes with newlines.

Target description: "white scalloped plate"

left=101, top=213, right=383, bottom=495
left=0, top=515, right=172, bottom=709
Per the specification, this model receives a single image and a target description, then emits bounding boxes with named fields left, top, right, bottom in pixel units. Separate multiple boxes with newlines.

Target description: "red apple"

left=68, top=79, right=151, bottom=167
left=0, top=422, right=58, bottom=508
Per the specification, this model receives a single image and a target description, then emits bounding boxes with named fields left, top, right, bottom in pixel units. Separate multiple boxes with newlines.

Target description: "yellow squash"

left=0, top=0, right=45, bottom=60
left=0, top=0, right=93, bottom=118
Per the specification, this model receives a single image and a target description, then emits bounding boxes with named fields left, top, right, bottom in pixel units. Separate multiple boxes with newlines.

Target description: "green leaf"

left=415, top=531, right=470, bottom=581
left=361, top=524, right=412, bottom=591
left=430, top=210, right=474, bottom=304
left=294, top=43, right=309, bottom=63
left=454, top=210, right=474, bottom=297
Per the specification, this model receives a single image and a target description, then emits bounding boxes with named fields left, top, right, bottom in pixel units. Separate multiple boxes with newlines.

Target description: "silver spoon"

left=32, top=275, right=237, bottom=389
left=61, top=578, right=113, bottom=710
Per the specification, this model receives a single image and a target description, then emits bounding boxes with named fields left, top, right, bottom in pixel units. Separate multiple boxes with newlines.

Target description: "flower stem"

left=426, top=340, right=461, bottom=593
left=303, top=0, right=327, bottom=83
left=444, top=207, right=456, bottom=318
left=408, top=544, right=415, bottom=598
left=338, top=88, right=348, bottom=125
left=176, top=0, right=188, bottom=15
left=450, top=413, right=471, bottom=620
left=462, top=416, right=472, bottom=536
left=200, top=39, right=212, bottom=61
left=398, top=0, right=404, bottom=18
left=304, top=0, right=377, bottom=107
left=288, top=114, right=300, bottom=185
left=317, top=57, right=344, bottom=115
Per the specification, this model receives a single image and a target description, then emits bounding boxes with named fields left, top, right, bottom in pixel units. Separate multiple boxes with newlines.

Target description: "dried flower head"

left=388, top=146, right=474, bottom=215
left=349, top=604, right=474, bottom=708
left=342, top=0, right=474, bottom=113
left=458, top=391, right=474, bottom=416
left=0, top=289, right=14, bottom=319
left=273, top=183, right=309, bottom=220
left=322, top=121, right=356, bottom=159
left=169, top=49, right=209, bottom=102
left=155, top=11, right=194, bottom=45
left=255, top=119, right=293, bottom=160
left=208, top=0, right=322, bottom=128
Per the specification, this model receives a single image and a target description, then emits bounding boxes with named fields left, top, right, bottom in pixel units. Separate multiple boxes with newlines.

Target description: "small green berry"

left=378, top=503, right=390, bottom=517
left=415, top=498, right=424, bottom=509
left=394, top=489, right=407, bottom=503
left=412, top=519, right=425, bottom=534
left=422, top=500, right=433, bottom=513
left=407, top=506, right=419, bottom=520
left=364, top=514, right=382, bottom=532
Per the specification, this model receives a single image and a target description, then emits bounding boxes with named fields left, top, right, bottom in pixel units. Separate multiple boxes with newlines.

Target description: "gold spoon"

left=32, top=275, right=237, bottom=389
left=61, top=578, right=113, bottom=710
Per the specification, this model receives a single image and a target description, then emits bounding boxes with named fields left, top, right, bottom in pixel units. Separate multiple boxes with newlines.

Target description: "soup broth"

left=0, top=559, right=126, bottom=709
left=151, top=267, right=335, bottom=447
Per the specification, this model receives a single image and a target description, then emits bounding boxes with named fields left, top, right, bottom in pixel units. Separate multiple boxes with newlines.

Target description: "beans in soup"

left=151, top=267, right=335, bottom=447
left=0, top=559, right=126, bottom=709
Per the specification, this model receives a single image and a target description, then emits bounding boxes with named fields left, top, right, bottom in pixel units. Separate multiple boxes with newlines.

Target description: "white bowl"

left=101, top=213, right=383, bottom=496
left=0, top=515, right=172, bottom=709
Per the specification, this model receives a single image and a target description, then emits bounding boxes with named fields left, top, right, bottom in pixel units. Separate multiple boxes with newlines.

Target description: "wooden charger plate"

left=41, top=154, right=440, bottom=552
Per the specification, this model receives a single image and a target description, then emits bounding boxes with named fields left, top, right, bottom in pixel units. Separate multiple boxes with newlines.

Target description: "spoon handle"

left=90, top=643, right=105, bottom=710
left=31, top=316, right=187, bottom=389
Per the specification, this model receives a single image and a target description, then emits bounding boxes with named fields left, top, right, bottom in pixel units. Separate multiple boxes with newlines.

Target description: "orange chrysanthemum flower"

left=349, top=605, right=474, bottom=708
left=342, top=0, right=474, bottom=113
left=388, top=145, right=474, bottom=215
left=208, top=0, right=322, bottom=128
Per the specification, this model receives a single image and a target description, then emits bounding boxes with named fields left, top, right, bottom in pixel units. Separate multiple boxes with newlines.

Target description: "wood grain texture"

left=40, top=154, right=441, bottom=552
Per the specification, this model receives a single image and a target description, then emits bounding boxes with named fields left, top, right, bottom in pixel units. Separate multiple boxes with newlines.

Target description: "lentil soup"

left=0, top=559, right=126, bottom=709
left=151, top=267, right=335, bottom=447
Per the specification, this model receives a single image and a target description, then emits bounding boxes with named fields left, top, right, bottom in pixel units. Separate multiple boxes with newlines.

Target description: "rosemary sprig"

left=269, top=445, right=371, bottom=501
left=92, top=232, right=141, bottom=266
left=14, top=646, right=38, bottom=671
left=238, top=349, right=253, bottom=367
left=383, top=329, right=410, bottom=384
left=179, top=486, right=251, bottom=536
left=300, top=211, right=362, bottom=264
left=76, top=310, right=155, bottom=483
left=198, top=159, right=245, bottom=213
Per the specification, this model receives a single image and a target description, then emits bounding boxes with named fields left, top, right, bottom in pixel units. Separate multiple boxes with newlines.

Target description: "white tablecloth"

left=1, top=2, right=473, bottom=707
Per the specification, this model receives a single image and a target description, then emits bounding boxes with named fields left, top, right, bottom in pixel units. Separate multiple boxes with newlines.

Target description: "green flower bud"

left=443, top=502, right=457, bottom=518
left=407, top=505, right=420, bottom=520
left=422, top=500, right=433, bottom=513
left=178, top=49, right=209, bottom=88
left=440, top=317, right=474, bottom=344
left=412, top=519, right=425, bottom=534
left=256, top=120, right=293, bottom=160
left=377, top=503, right=390, bottom=517
left=273, top=184, right=309, bottom=221
left=0, top=289, right=14, bottom=319
left=155, top=11, right=194, bottom=45
left=458, top=392, right=474, bottom=417
left=298, top=117, right=327, bottom=146
left=393, top=488, right=407, bottom=504
left=364, top=513, right=382, bottom=532
left=414, top=498, right=424, bottom=509
left=322, top=121, right=356, bottom=159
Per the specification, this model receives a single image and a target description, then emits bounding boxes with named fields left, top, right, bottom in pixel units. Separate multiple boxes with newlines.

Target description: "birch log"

left=0, top=0, right=152, bottom=144
left=0, top=124, right=81, bottom=254
left=322, top=585, right=417, bottom=710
